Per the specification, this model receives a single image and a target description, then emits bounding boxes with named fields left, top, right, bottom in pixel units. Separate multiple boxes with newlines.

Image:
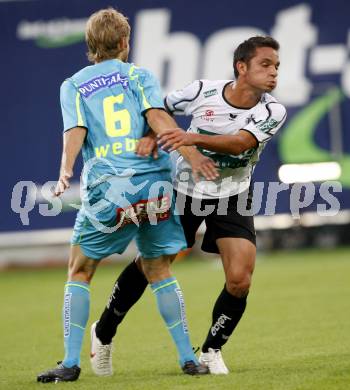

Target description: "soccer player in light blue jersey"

left=37, top=8, right=217, bottom=383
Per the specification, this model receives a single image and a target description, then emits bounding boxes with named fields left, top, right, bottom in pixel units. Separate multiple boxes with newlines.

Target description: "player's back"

left=60, top=59, right=170, bottom=183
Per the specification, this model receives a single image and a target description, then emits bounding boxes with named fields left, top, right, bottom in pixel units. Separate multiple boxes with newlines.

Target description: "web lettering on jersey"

left=78, top=72, right=129, bottom=98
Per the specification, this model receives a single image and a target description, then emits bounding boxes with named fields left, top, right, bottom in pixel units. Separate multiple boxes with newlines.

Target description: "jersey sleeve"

left=60, top=79, right=88, bottom=132
left=242, top=102, right=287, bottom=143
left=165, top=80, right=203, bottom=116
left=132, top=67, right=164, bottom=114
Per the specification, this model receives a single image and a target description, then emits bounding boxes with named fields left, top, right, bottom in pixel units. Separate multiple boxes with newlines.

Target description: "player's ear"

left=236, top=61, right=247, bottom=76
left=119, top=36, right=129, bottom=50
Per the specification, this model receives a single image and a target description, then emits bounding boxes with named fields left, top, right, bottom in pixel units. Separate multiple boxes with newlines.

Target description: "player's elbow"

left=229, top=144, right=245, bottom=155
left=229, top=134, right=258, bottom=155
left=229, top=140, right=249, bottom=155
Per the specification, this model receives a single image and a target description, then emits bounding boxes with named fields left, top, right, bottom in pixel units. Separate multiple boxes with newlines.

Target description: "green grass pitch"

left=1, top=248, right=350, bottom=389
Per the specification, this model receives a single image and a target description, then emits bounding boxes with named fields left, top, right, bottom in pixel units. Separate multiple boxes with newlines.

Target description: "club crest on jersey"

left=78, top=72, right=129, bottom=98
left=229, top=113, right=237, bottom=121
left=201, top=109, right=215, bottom=122
left=204, top=89, right=218, bottom=98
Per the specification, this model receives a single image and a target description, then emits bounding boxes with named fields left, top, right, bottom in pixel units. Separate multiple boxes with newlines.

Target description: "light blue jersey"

left=60, top=59, right=171, bottom=186
left=61, top=59, right=185, bottom=260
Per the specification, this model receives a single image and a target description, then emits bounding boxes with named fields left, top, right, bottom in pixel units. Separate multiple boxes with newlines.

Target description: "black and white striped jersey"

left=165, top=79, right=287, bottom=199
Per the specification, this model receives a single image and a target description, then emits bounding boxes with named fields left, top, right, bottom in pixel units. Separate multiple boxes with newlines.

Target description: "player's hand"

left=53, top=170, right=73, bottom=197
left=136, top=136, right=158, bottom=159
left=188, top=152, right=219, bottom=182
left=158, top=128, right=197, bottom=151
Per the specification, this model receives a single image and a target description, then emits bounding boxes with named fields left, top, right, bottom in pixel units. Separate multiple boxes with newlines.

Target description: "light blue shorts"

left=71, top=171, right=186, bottom=260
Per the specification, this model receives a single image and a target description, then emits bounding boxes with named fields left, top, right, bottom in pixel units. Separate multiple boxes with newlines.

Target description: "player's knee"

left=68, top=267, right=94, bottom=283
left=142, top=266, right=168, bottom=283
left=141, top=258, right=171, bottom=283
left=226, top=275, right=251, bottom=297
left=67, top=258, right=96, bottom=283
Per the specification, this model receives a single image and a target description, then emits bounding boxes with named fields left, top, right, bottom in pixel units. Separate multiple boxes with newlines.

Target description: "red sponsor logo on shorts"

left=116, top=194, right=171, bottom=227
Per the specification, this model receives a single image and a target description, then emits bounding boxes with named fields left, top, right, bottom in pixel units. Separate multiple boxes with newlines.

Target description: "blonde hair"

left=85, top=8, right=131, bottom=63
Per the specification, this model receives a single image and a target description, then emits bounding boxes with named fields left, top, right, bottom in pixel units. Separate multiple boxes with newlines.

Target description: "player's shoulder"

left=129, top=63, right=156, bottom=80
left=69, top=64, right=95, bottom=83
left=60, top=65, right=95, bottom=92
left=200, top=79, right=231, bottom=91
left=200, top=79, right=231, bottom=88
left=261, top=92, right=285, bottom=107
left=60, top=77, right=76, bottom=96
left=69, top=60, right=128, bottom=84
left=260, top=93, right=287, bottom=119
left=167, top=79, right=231, bottom=104
left=196, top=79, right=232, bottom=99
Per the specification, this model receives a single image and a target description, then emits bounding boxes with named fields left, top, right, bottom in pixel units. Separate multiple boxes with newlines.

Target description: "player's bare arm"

left=158, top=128, right=258, bottom=155
left=54, top=126, right=87, bottom=196
left=145, top=109, right=219, bottom=180
left=135, top=129, right=158, bottom=159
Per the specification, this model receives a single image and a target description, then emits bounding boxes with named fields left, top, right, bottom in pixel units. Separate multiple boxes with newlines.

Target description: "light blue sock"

left=62, top=281, right=90, bottom=368
left=151, top=277, right=198, bottom=366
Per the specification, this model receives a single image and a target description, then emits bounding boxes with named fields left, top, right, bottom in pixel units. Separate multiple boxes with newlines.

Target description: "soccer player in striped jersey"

left=91, top=36, right=286, bottom=375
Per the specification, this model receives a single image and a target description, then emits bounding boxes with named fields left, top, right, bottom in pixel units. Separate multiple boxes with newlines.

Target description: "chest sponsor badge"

left=204, top=89, right=218, bottom=98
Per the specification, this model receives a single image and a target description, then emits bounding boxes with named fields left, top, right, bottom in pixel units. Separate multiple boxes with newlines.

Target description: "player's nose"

left=270, top=65, right=278, bottom=77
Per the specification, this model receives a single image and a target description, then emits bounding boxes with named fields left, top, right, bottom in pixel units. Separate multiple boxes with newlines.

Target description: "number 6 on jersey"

left=103, top=93, right=131, bottom=137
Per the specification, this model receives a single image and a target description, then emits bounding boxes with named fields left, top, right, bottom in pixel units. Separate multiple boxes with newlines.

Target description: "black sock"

left=202, top=285, right=247, bottom=352
left=95, top=259, right=148, bottom=344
